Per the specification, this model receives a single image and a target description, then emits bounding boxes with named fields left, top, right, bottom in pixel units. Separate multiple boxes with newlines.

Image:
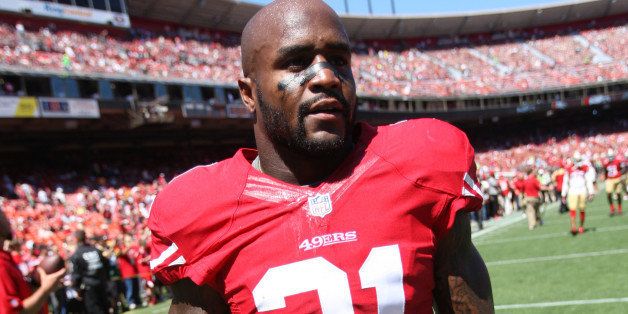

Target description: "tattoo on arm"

left=433, top=212, right=494, bottom=314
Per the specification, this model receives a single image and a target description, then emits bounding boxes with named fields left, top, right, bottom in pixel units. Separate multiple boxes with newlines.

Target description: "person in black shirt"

left=68, top=230, right=110, bottom=314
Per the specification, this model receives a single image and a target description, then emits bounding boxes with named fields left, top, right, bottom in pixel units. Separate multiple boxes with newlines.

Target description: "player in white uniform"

left=562, top=152, right=595, bottom=235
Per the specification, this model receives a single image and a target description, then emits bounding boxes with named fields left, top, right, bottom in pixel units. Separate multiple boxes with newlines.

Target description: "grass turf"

left=475, top=193, right=628, bottom=312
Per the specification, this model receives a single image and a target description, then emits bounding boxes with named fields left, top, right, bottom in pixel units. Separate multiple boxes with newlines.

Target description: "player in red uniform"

left=1, top=210, right=66, bottom=314
left=603, top=150, right=625, bottom=216
left=149, top=1, right=493, bottom=313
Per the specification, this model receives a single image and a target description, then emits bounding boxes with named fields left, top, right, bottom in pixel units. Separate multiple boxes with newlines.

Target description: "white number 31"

left=252, top=244, right=405, bottom=314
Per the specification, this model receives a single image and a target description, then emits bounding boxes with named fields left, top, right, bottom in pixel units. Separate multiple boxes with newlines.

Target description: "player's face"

left=255, top=11, right=357, bottom=157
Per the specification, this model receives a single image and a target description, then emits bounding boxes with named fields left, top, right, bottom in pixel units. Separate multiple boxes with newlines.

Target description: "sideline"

left=471, top=203, right=560, bottom=239
left=485, top=248, right=628, bottom=266
left=474, top=224, right=628, bottom=246
left=496, top=297, right=628, bottom=310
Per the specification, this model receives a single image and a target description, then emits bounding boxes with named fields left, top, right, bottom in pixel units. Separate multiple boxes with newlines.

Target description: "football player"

left=603, top=149, right=625, bottom=216
left=562, top=152, right=595, bottom=235
left=148, top=1, right=493, bottom=313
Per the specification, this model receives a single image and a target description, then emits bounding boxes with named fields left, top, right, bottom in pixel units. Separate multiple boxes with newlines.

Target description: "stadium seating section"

left=0, top=16, right=625, bottom=97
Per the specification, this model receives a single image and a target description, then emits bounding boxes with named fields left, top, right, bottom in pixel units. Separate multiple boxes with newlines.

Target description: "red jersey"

left=498, top=178, right=510, bottom=196
left=553, top=169, right=565, bottom=193
left=522, top=174, right=542, bottom=198
left=604, top=159, right=623, bottom=179
left=149, top=119, right=483, bottom=314
left=514, top=178, right=525, bottom=195
left=0, top=249, right=45, bottom=314
left=117, top=252, right=138, bottom=280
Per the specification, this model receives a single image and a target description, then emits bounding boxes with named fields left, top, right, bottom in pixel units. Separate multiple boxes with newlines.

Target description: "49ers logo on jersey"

left=299, top=231, right=357, bottom=251
left=307, top=193, right=333, bottom=218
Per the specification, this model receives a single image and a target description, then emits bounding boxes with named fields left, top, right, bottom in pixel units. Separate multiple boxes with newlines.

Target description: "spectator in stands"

left=0, top=18, right=625, bottom=97
left=116, top=235, right=140, bottom=310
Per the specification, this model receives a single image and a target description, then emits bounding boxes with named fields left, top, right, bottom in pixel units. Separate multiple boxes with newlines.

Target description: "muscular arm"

left=168, top=278, right=231, bottom=314
left=433, top=212, right=494, bottom=314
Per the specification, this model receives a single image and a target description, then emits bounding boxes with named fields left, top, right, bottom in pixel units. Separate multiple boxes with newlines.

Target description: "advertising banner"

left=39, top=98, right=100, bottom=118
left=182, top=102, right=226, bottom=119
left=226, top=103, right=253, bottom=119
left=0, top=96, right=39, bottom=118
left=0, top=0, right=130, bottom=28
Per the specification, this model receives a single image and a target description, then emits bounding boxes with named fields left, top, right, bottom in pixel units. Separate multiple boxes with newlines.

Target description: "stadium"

left=0, top=0, right=626, bottom=313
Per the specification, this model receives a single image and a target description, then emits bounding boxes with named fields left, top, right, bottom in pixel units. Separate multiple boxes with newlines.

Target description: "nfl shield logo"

left=307, top=194, right=333, bottom=218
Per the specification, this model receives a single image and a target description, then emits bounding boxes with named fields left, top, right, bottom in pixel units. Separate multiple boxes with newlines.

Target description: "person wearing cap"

left=0, top=209, right=66, bottom=314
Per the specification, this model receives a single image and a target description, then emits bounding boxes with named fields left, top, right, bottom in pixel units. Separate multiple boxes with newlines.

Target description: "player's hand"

left=586, top=194, right=594, bottom=202
left=37, top=267, right=66, bottom=293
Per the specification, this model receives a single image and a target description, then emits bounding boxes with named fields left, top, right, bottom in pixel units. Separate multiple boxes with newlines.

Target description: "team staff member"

left=0, top=210, right=66, bottom=314
left=68, top=230, right=110, bottom=314
left=522, top=168, right=544, bottom=230
left=149, top=1, right=493, bottom=313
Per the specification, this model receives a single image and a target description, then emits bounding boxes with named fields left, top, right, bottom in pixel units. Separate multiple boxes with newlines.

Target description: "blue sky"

left=244, top=0, right=577, bottom=15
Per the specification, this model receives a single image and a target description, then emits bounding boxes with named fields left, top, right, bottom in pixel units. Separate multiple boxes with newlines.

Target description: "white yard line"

left=496, top=297, right=628, bottom=310
left=541, top=214, right=618, bottom=225
left=474, top=224, right=628, bottom=246
left=471, top=214, right=526, bottom=239
left=472, top=203, right=560, bottom=239
left=486, top=248, right=628, bottom=266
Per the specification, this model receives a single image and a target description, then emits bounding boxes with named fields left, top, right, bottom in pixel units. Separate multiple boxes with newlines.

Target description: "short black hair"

left=74, top=230, right=86, bottom=243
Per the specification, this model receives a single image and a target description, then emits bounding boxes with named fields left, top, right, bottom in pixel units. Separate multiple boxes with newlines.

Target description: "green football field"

left=128, top=194, right=628, bottom=314
left=474, top=194, right=628, bottom=313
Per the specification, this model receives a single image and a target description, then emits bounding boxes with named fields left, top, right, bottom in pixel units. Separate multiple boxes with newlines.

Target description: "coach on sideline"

left=148, top=0, right=493, bottom=313
left=0, top=209, right=66, bottom=314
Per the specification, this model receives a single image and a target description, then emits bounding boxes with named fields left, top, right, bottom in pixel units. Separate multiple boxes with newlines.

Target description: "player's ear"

left=238, top=77, right=256, bottom=113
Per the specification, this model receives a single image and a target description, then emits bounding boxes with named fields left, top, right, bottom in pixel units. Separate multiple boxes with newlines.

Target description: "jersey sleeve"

left=432, top=138, right=484, bottom=239
left=561, top=170, right=570, bottom=197
left=0, top=268, right=25, bottom=314
left=148, top=164, right=242, bottom=289
left=378, top=119, right=484, bottom=239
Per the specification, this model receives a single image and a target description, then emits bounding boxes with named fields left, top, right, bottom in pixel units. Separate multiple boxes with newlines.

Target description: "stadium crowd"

left=0, top=17, right=625, bottom=97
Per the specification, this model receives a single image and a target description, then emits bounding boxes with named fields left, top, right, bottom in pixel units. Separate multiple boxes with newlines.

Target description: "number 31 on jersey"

left=253, top=244, right=405, bottom=313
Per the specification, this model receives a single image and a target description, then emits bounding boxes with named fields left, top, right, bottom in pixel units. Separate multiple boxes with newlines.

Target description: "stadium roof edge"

left=338, top=0, right=601, bottom=18
left=127, top=0, right=628, bottom=39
